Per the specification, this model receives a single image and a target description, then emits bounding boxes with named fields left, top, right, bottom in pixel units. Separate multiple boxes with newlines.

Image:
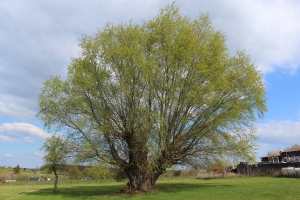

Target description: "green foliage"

left=37, top=3, right=267, bottom=190
left=40, top=164, right=56, bottom=174
left=40, top=134, right=68, bottom=169
left=67, top=166, right=82, bottom=180
left=13, top=164, right=20, bottom=174
left=173, top=170, right=181, bottom=177
left=0, top=175, right=6, bottom=185
left=162, top=170, right=181, bottom=177
left=40, top=133, right=69, bottom=192
left=113, top=167, right=128, bottom=182
left=83, top=165, right=113, bottom=180
left=16, top=174, right=30, bottom=181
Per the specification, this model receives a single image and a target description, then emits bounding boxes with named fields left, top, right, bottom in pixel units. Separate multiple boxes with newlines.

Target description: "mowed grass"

left=2, top=176, right=300, bottom=200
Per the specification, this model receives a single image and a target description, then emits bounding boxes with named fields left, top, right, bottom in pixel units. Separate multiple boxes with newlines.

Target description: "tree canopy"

left=40, top=134, right=68, bottom=192
left=38, top=3, right=267, bottom=192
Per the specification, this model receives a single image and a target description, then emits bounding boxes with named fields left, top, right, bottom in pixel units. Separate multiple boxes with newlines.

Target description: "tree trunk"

left=123, top=167, right=163, bottom=193
left=121, top=134, right=166, bottom=192
left=53, top=166, right=59, bottom=192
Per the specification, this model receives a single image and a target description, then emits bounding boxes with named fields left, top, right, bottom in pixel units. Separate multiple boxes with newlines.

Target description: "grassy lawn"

left=1, top=176, right=300, bottom=200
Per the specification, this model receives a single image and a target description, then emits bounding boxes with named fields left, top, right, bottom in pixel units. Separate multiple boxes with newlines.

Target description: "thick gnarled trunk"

left=123, top=168, right=162, bottom=192
left=118, top=132, right=169, bottom=192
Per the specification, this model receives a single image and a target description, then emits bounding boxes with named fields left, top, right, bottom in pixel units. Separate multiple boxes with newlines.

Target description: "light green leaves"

left=38, top=3, right=266, bottom=171
left=40, top=134, right=68, bottom=166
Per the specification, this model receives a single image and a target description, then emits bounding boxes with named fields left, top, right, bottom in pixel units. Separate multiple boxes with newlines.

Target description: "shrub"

left=0, top=177, right=6, bottom=185
left=13, top=164, right=21, bottom=174
left=173, top=170, right=181, bottom=176
left=161, top=170, right=182, bottom=177
left=16, top=174, right=30, bottom=181
left=113, top=168, right=127, bottom=182
left=0, top=174, right=9, bottom=185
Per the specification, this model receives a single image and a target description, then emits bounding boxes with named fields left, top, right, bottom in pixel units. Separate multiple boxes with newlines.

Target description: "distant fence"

left=237, top=162, right=300, bottom=174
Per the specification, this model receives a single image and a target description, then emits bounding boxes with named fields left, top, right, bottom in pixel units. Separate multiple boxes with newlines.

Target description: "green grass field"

left=1, top=176, right=300, bottom=200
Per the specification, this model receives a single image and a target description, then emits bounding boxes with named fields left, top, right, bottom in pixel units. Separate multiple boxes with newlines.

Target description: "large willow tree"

left=38, top=4, right=266, bottom=192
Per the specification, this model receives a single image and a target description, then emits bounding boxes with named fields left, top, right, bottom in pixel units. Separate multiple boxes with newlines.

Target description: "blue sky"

left=1, top=0, right=300, bottom=168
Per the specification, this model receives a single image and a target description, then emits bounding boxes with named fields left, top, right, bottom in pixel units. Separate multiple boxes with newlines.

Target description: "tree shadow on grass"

left=23, top=185, right=124, bottom=199
left=24, top=181, right=234, bottom=199
left=156, top=181, right=233, bottom=194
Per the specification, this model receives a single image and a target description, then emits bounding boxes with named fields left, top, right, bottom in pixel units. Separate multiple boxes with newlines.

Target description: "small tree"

left=40, top=134, right=68, bottom=192
left=33, top=166, right=40, bottom=175
left=13, top=164, right=20, bottom=174
left=0, top=174, right=7, bottom=185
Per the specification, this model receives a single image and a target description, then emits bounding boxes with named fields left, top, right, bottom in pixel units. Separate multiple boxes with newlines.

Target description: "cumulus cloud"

left=253, top=119, right=300, bottom=159
left=0, top=122, right=51, bottom=143
left=256, top=120, right=300, bottom=146
left=183, top=0, right=300, bottom=73
left=0, top=0, right=300, bottom=122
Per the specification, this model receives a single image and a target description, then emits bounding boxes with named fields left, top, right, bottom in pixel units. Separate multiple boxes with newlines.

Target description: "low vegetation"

left=2, top=163, right=300, bottom=199
left=1, top=176, right=300, bottom=199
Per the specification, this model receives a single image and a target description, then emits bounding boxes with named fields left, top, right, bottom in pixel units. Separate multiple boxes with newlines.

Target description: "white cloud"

left=33, top=152, right=44, bottom=156
left=256, top=120, right=300, bottom=146
left=0, top=135, right=14, bottom=142
left=33, top=152, right=43, bottom=157
left=0, top=95, right=37, bottom=122
left=197, top=0, right=300, bottom=73
left=0, top=0, right=299, bottom=123
left=0, top=122, right=51, bottom=143
left=254, top=119, right=300, bottom=159
left=4, top=154, right=14, bottom=157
